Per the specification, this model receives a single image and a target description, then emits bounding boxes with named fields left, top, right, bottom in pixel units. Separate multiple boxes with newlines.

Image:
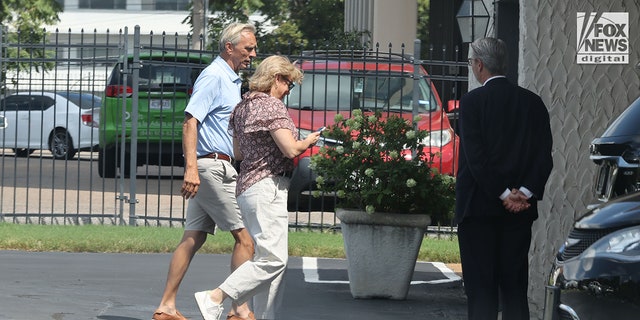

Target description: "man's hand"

left=181, top=168, right=200, bottom=199
left=181, top=114, right=200, bottom=199
left=503, top=188, right=530, bottom=213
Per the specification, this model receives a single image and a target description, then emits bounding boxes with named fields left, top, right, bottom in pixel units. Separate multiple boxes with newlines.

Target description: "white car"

left=0, top=91, right=101, bottom=159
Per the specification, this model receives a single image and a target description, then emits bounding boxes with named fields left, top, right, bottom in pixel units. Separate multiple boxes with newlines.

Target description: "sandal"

left=226, top=311, right=255, bottom=320
left=152, top=310, right=187, bottom=320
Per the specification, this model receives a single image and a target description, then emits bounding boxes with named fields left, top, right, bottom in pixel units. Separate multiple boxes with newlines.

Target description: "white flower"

left=405, top=130, right=416, bottom=139
left=315, top=176, right=325, bottom=185
left=366, top=205, right=375, bottom=214
left=365, top=168, right=374, bottom=177
left=336, top=146, right=345, bottom=154
left=406, top=178, right=417, bottom=188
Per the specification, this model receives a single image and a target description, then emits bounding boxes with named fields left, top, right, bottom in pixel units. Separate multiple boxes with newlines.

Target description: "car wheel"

left=12, top=148, right=35, bottom=157
left=98, top=147, right=117, bottom=178
left=49, top=129, right=76, bottom=160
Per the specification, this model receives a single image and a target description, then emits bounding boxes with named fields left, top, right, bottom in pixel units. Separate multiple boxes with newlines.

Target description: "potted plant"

left=310, top=109, right=456, bottom=300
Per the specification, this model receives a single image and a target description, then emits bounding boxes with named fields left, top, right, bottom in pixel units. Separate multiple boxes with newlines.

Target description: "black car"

left=589, top=96, right=640, bottom=202
left=544, top=191, right=640, bottom=320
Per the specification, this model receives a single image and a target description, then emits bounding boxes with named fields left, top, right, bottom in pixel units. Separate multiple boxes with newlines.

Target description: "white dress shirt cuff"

left=519, top=186, right=533, bottom=199
left=499, top=188, right=511, bottom=200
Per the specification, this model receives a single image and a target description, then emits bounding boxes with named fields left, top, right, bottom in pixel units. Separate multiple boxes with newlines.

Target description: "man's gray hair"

left=470, top=37, right=508, bottom=76
left=218, top=22, right=257, bottom=52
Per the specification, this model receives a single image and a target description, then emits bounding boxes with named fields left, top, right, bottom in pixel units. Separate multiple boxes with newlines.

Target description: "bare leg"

left=154, top=230, right=207, bottom=318
left=228, top=228, right=255, bottom=319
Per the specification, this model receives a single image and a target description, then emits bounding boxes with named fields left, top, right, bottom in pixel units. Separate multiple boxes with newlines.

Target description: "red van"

left=284, top=52, right=459, bottom=211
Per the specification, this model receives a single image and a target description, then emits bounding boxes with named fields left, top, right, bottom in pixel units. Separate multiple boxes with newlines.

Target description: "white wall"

left=345, top=0, right=417, bottom=54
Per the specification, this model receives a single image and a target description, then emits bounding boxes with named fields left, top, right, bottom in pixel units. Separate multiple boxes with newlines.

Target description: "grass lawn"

left=0, top=223, right=460, bottom=263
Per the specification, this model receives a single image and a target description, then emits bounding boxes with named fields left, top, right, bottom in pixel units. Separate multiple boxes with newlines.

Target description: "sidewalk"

left=0, top=251, right=467, bottom=320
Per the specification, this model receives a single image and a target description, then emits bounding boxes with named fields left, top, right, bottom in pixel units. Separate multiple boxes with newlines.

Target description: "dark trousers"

left=457, top=215, right=534, bottom=320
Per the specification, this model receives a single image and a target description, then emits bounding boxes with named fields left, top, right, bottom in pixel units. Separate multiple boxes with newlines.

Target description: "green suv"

left=98, top=52, right=212, bottom=178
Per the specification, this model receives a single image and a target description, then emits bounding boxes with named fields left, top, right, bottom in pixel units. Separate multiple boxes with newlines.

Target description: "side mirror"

left=447, top=100, right=460, bottom=113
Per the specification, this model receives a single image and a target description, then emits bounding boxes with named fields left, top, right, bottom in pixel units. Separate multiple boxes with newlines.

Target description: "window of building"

left=154, top=0, right=191, bottom=11
left=79, top=0, right=126, bottom=9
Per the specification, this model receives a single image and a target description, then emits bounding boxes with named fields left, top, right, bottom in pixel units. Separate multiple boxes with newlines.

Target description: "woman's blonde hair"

left=249, top=55, right=303, bottom=93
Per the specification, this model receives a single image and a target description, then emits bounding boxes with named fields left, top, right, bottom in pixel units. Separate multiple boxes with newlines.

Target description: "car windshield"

left=58, top=92, right=102, bottom=109
left=138, top=63, right=198, bottom=88
left=285, top=71, right=438, bottom=113
left=109, top=60, right=204, bottom=90
left=602, top=96, right=640, bottom=137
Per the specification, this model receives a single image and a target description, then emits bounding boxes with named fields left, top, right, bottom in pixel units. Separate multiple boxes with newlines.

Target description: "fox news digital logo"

left=577, top=12, right=628, bottom=64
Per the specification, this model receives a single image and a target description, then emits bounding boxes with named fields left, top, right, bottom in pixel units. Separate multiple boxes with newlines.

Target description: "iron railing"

left=0, top=26, right=466, bottom=231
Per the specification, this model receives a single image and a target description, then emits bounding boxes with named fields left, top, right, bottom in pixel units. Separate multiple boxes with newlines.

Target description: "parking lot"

left=0, top=250, right=467, bottom=320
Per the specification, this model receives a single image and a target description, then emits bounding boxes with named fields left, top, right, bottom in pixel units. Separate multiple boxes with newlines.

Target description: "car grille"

left=593, top=143, right=627, bottom=156
left=560, top=227, right=620, bottom=261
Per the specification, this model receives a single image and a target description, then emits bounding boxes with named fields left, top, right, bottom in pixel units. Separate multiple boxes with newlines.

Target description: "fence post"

left=128, top=26, right=141, bottom=226
left=412, top=39, right=421, bottom=121
left=412, top=38, right=422, bottom=160
left=117, top=27, right=130, bottom=225
left=0, top=26, right=4, bottom=94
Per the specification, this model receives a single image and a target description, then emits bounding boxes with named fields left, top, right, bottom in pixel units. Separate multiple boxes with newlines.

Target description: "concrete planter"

left=336, top=208, right=431, bottom=300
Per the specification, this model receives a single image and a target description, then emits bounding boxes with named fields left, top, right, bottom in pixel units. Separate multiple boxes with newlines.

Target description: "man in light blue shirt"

left=153, top=22, right=257, bottom=320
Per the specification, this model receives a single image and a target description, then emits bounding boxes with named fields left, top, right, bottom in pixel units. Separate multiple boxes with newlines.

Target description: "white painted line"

left=416, top=261, right=462, bottom=284
left=301, top=257, right=461, bottom=285
left=302, top=256, right=349, bottom=284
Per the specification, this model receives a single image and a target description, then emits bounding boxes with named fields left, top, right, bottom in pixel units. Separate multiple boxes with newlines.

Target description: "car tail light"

left=81, top=113, right=98, bottom=128
left=105, top=85, right=133, bottom=97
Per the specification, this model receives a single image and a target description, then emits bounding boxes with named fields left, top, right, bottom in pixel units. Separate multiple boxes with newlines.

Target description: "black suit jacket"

left=454, top=77, right=553, bottom=224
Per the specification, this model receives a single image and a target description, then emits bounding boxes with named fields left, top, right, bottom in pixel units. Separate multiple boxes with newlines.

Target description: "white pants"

left=219, top=176, right=289, bottom=320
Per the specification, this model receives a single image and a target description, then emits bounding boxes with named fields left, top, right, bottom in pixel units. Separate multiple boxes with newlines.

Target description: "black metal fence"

left=0, top=26, right=466, bottom=230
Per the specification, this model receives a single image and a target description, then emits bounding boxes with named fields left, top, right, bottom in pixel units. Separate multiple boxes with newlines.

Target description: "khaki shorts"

left=185, top=158, right=244, bottom=233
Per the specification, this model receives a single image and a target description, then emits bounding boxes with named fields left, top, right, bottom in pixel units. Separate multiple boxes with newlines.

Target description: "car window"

left=59, top=92, right=102, bottom=109
left=1, top=96, right=31, bottom=111
left=286, top=74, right=353, bottom=111
left=602, top=97, right=640, bottom=137
left=286, top=71, right=436, bottom=113
left=29, top=96, right=55, bottom=111
left=108, top=60, right=206, bottom=90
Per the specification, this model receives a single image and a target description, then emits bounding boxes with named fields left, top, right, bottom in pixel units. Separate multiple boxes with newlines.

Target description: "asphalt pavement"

left=0, top=251, right=467, bottom=320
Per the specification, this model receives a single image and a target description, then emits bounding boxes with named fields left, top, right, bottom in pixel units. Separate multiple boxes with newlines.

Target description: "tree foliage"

left=188, top=0, right=430, bottom=55
left=418, top=0, right=431, bottom=57
left=186, top=0, right=367, bottom=53
left=0, top=0, right=62, bottom=90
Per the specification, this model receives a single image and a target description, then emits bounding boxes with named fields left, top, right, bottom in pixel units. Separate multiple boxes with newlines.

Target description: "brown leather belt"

left=197, top=152, right=232, bottom=163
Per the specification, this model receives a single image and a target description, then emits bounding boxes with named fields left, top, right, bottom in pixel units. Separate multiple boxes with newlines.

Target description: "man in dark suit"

left=455, top=37, right=553, bottom=320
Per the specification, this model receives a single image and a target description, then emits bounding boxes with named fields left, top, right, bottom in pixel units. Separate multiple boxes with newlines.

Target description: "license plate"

left=149, top=99, right=172, bottom=110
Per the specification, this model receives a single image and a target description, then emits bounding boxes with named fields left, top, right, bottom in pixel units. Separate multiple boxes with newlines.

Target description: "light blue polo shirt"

left=185, top=56, right=242, bottom=158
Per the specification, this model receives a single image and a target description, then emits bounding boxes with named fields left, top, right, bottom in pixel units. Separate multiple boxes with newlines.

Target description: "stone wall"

left=520, top=0, right=640, bottom=316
